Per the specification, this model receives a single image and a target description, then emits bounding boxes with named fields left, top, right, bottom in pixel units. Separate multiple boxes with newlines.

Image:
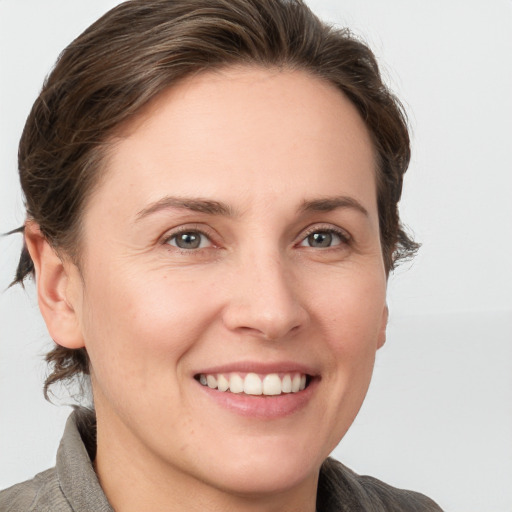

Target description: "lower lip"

left=195, top=378, right=318, bottom=419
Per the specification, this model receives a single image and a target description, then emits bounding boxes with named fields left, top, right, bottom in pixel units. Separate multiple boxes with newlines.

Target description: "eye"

left=299, top=229, right=348, bottom=248
left=166, top=231, right=212, bottom=250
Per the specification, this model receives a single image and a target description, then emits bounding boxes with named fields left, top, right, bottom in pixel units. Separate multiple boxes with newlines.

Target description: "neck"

left=93, top=406, right=319, bottom=512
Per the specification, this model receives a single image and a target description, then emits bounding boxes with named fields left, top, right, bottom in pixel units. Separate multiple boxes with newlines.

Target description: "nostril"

left=220, top=280, right=308, bottom=341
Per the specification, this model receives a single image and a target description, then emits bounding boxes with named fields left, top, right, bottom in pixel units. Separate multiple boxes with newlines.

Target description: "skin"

left=26, top=67, right=388, bottom=512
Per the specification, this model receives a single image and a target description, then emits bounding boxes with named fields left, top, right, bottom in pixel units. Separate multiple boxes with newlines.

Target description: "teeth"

left=262, top=374, right=281, bottom=396
left=206, top=375, right=217, bottom=389
left=281, top=374, right=292, bottom=393
left=197, top=372, right=309, bottom=396
left=291, top=374, right=301, bottom=393
left=217, top=374, right=229, bottom=392
left=244, top=373, right=262, bottom=395
left=229, top=374, right=244, bottom=394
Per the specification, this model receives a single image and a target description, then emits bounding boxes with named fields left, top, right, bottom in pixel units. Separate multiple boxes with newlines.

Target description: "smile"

left=196, top=372, right=309, bottom=396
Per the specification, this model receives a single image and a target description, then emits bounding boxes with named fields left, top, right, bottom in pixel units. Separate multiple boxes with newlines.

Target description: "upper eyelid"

left=161, top=224, right=216, bottom=245
left=298, top=223, right=351, bottom=242
left=159, top=222, right=351, bottom=247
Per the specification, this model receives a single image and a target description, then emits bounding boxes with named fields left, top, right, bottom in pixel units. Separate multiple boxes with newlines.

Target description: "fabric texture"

left=0, top=409, right=443, bottom=511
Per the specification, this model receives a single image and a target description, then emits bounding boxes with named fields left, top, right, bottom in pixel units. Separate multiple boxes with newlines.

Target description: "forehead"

left=91, top=66, right=377, bottom=221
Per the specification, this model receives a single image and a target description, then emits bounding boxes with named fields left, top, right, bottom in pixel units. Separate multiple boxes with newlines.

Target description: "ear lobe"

left=377, top=304, right=388, bottom=350
left=24, top=222, right=85, bottom=349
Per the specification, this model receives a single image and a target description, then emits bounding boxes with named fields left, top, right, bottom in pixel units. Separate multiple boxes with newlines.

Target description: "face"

left=67, top=67, right=387, bottom=499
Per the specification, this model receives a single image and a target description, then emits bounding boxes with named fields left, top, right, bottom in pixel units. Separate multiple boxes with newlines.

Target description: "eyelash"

left=162, top=226, right=215, bottom=251
left=161, top=224, right=351, bottom=252
left=298, top=225, right=351, bottom=248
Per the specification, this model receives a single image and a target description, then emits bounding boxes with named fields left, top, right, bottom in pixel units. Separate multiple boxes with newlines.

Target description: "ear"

left=24, top=222, right=85, bottom=349
left=377, top=304, right=388, bottom=350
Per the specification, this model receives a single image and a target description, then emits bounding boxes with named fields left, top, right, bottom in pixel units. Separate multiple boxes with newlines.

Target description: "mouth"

left=195, top=372, right=312, bottom=396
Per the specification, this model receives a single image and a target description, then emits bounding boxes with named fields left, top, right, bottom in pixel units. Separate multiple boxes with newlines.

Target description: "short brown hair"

left=12, top=0, right=417, bottom=398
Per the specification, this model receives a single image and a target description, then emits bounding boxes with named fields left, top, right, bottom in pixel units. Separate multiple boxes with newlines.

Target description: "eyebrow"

left=135, top=196, right=235, bottom=221
left=299, top=196, right=369, bottom=216
left=135, top=194, right=368, bottom=221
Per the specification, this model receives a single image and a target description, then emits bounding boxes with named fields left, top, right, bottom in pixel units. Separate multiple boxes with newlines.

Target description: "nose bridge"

left=223, top=244, right=306, bottom=340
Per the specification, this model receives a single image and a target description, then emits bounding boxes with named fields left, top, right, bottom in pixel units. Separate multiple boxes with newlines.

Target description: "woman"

left=1, top=0, right=442, bottom=510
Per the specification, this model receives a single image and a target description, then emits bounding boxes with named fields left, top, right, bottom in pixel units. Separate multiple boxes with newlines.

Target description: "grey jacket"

left=0, top=409, right=443, bottom=511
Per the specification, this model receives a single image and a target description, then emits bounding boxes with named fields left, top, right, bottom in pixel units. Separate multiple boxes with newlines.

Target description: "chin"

left=192, top=436, right=324, bottom=497
left=215, top=460, right=319, bottom=497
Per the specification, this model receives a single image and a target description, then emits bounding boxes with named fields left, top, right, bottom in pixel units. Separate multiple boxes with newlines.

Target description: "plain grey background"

left=1, top=1, right=511, bottom=511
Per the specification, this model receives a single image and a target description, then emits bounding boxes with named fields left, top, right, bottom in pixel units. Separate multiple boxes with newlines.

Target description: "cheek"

left=79, top=268, right=218, bottom=390
left=313, top=268, right=386, bottom=345
left=309, top=267, right=386, bottom=397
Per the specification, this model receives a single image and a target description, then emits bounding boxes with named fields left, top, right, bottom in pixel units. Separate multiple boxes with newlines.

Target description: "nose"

left=221, top=252, right=308, bottom=341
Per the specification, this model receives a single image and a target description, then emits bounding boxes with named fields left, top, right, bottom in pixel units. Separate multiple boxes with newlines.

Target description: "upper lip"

left=193, top=361, right=318, bottom=377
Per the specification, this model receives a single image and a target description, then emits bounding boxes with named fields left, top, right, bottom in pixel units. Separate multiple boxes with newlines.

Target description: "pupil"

left=177, top=232, right=200, bottom=249
left=309, top=232, right=331, bottom=248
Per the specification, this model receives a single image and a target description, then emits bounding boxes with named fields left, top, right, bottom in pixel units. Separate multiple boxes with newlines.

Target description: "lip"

left=193, top=361, right=320, bottom=419
left=194, top=361, right=318, bottom=377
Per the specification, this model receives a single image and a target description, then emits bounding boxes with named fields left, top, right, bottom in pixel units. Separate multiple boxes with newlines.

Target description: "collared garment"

left=0, top=409, right=443, bottom=511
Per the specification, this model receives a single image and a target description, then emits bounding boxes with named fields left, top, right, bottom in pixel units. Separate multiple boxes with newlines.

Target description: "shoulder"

left=0, top=468, right=71, bottom=512
left=1, top=408, right=112, bottom=512
left=318, top=458, right=443, bottom=512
